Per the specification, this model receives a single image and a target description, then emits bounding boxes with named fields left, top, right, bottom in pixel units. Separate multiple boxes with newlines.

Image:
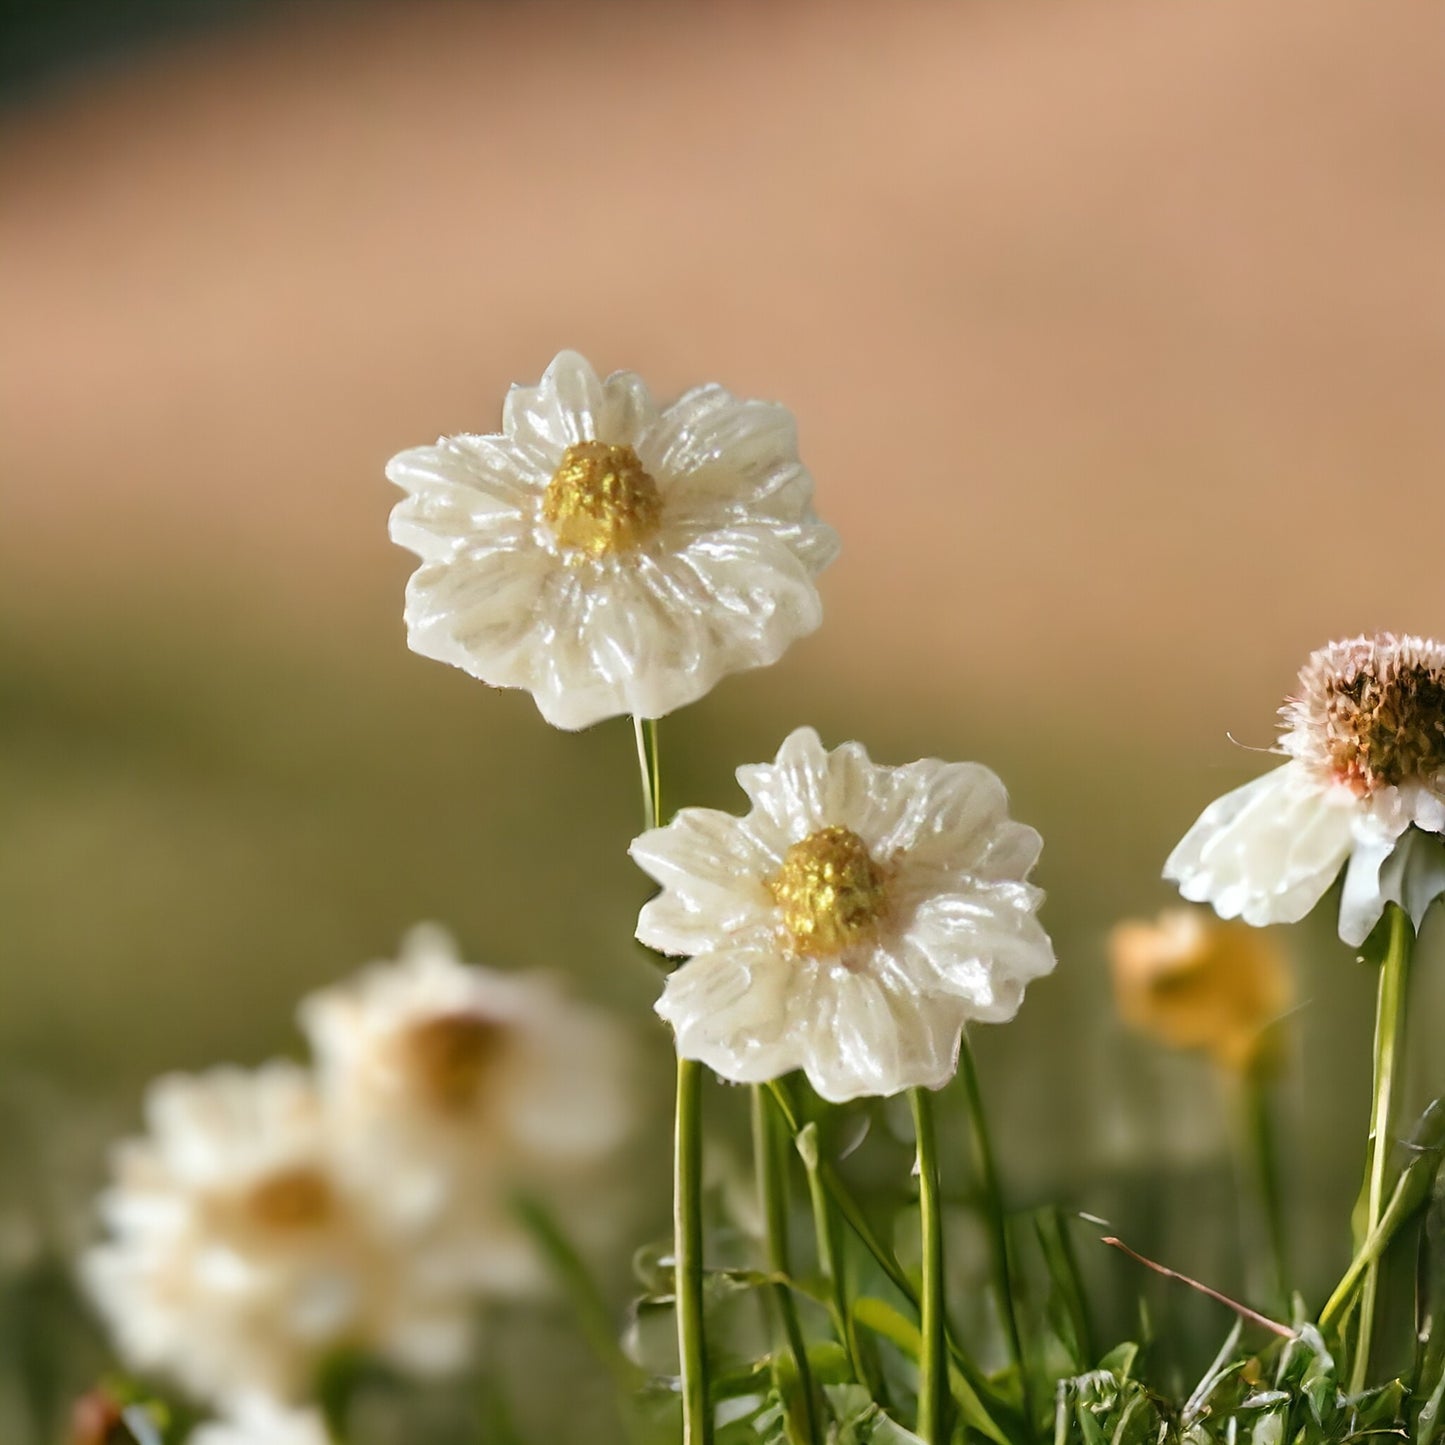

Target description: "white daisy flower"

left=630, top=727, right=1054, bottom=1103
left=387, top=350, right=839, bottom=730
left=1166, top=633, right=1445, bottom=946
left=299, top=926, right=635, bottom=1292
left=189, top=1400, right=331, bottom=1445
left=83, top=1062, right=471, bottom=1408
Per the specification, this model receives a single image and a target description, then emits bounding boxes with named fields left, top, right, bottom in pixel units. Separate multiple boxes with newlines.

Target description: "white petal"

left=903, top=885, right=1055, bottom=1021
left=797, top=961, right=962, bottom=1102
left=501, top=350, right=608, bottom=451
left=631, top=810, right=780, bottom=956
left=1341, top=828, right=1445, bottom=946
left=655, top=945, right=798, bottom=1083
left=734, top=726, right=834, bottom=838
left=1164, top=763, right=1356, bottom=927
left=402, top=549, right=554, bottom=693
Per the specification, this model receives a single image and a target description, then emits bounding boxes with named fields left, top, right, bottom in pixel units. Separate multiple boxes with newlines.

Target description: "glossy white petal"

left=1340, top=827, right=1445, bottom=947
left=638, top=728, right=1052, bottom=1099
left=388, top=351, right=838, bottom=730
left=1165, top=762, right=1356, bottom=927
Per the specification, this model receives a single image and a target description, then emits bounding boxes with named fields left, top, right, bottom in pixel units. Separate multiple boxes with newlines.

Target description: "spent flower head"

left=1167, top=632, right=1445, bottom=945
left=631, top=726, right=1054, bottom=1102
left=387, top=350, right=839, bottom=730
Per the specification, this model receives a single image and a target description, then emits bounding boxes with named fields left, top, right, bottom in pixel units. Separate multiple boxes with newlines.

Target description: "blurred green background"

left=2, top=0, right=1445, bottom=1440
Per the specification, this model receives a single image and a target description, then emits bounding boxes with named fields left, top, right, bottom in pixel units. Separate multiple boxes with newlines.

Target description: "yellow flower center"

left=399, top=1011, right=507, bottom=1113
left=768, top=825, right=890, bottom=957
left=243, top=1166, right=334, bottom=1230
left=543, top=441, right=662, bottom=557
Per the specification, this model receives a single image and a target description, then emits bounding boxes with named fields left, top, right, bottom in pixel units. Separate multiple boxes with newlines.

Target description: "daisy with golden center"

left=1166, top=633, right=1445, bottom=945
left=387, top=350, right=839, bottom=730
left=632, top=727, right=1054, bottom=1103
left=83, top=1063, right=473, bottom=1408
left=299, top=926, right=634, bottom=1293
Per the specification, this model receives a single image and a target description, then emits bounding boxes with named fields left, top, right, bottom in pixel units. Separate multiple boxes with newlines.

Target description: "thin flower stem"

left=799, top=1122, right=873, bottom=1390
left=751, top=1087, right=821, bottom=1445
left=633, top=716, right=661, bottom=830
left=1351, top=903, right=1414, bottom=1394
left=675, top=1056, right=712, bottom=1445
left=1241, top=1070, right=1289, bottom=1314
left=959, top=1033, right=1029, bottom=1417
left=764, top=1082, right=1018, bottom=1438
left=636, top=715, right=712, bottom=1443
left=910, top=1088, right=949, bottom=1445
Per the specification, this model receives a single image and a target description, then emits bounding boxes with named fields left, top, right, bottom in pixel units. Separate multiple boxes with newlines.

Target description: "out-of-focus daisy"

left=1109, top=908, right=1293, bottom=1073
left=387, top=350, right=839, bottom=730
left=631, top=727, right=1054, bottom=1103
left=84, top=1062, right=469, bottom=1407
left=189, top=1399, right=331, bottom=1445
left=1166, top=633, right=1445, bottom=945
left=299, top=926, right=634, bottom=1291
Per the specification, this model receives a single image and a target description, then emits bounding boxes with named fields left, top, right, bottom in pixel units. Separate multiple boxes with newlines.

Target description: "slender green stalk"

left=512, top=1193, right=643, bottom=1395
left=797, top=1118, right=872, bottom=1389
left=910, top=1088, right=949, bottom=1445
left=675, top=1056, right=712, bottom=1444
left=764, top=1082, right=1018, bottom=1438
left=635, top=715, right=711, bottom=1442
left=1351, top=904, right=1414, bottom=1392
left=752, top=1087, right=821, bottom=1445
left=959, top=1033, right=1028, bottom=1406
left=1239, top=1070, right=1289, bottom=1315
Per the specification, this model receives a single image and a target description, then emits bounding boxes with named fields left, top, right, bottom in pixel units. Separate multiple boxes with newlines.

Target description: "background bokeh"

left=3, top=0, right=1444, bottom=1439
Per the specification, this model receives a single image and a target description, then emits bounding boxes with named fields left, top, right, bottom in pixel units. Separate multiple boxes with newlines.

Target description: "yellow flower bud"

left=1109, top=908, right=1292, bottom=1074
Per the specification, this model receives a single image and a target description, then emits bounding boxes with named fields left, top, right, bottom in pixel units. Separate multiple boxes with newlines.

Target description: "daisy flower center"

left=398, top=1011, right=507, bottom=1112
left=1286, top=634, right=1445, bottom=792
left=243, top=1166, right=335, bottom=1230
left=543, top=441, right=663, bottom=557
left=768, top=825, right=890, bottom=958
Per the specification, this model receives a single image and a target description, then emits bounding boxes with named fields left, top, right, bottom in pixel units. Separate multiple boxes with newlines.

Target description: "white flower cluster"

left=84, top=927, right=632, bottom=1417
left=390, top=353, right=1057, bottom=1105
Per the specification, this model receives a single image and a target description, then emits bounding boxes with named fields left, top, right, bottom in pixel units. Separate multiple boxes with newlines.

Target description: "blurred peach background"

left=1, top=0, right=1443, bottom=1435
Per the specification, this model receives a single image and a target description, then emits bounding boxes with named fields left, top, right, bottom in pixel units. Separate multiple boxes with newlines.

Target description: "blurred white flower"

left=84, top=1062, right=471, bottom=1407
left=387, top=350, right=839, bottom=730
left=189, top=1399, right=331, bottom=1445
left=1166, top=633, right=1445, bottom=945
left=299, top=925, right=635, bottom=1292
left=632, top=727, right=1054, bottom=1102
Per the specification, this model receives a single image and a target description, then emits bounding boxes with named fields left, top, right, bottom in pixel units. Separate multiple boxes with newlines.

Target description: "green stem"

left=959, top=1033, right=1029, bottom=1416
left=675, top=1056, right=712, bottom=1444
left=1241, top=1070, right=1289, bottom=1315
left=1351, top=904, right=1414, bottom=1393
left=910, top=1088, right=949, bottom=1445
left=798, top=1119, right=873, bottom=1389
left=512, top=1193, right=643, bottom=1396
left=764, top=1082, right=1018, bottom=1437
left=752, top=1087, right=821, bottom=1445
left=636, top=716, right=710, bottom=1441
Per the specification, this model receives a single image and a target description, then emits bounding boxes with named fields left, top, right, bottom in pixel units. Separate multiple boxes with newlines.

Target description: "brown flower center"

left=398, top=1011, right=507, bottom=1112
left=768, top=825, right=890, bottom=957
left=243, top=1166, right=335, bottom=1230
left=543, top=441, right=662, bottom=557
left=1289, top=636, right=1445, bottom=791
